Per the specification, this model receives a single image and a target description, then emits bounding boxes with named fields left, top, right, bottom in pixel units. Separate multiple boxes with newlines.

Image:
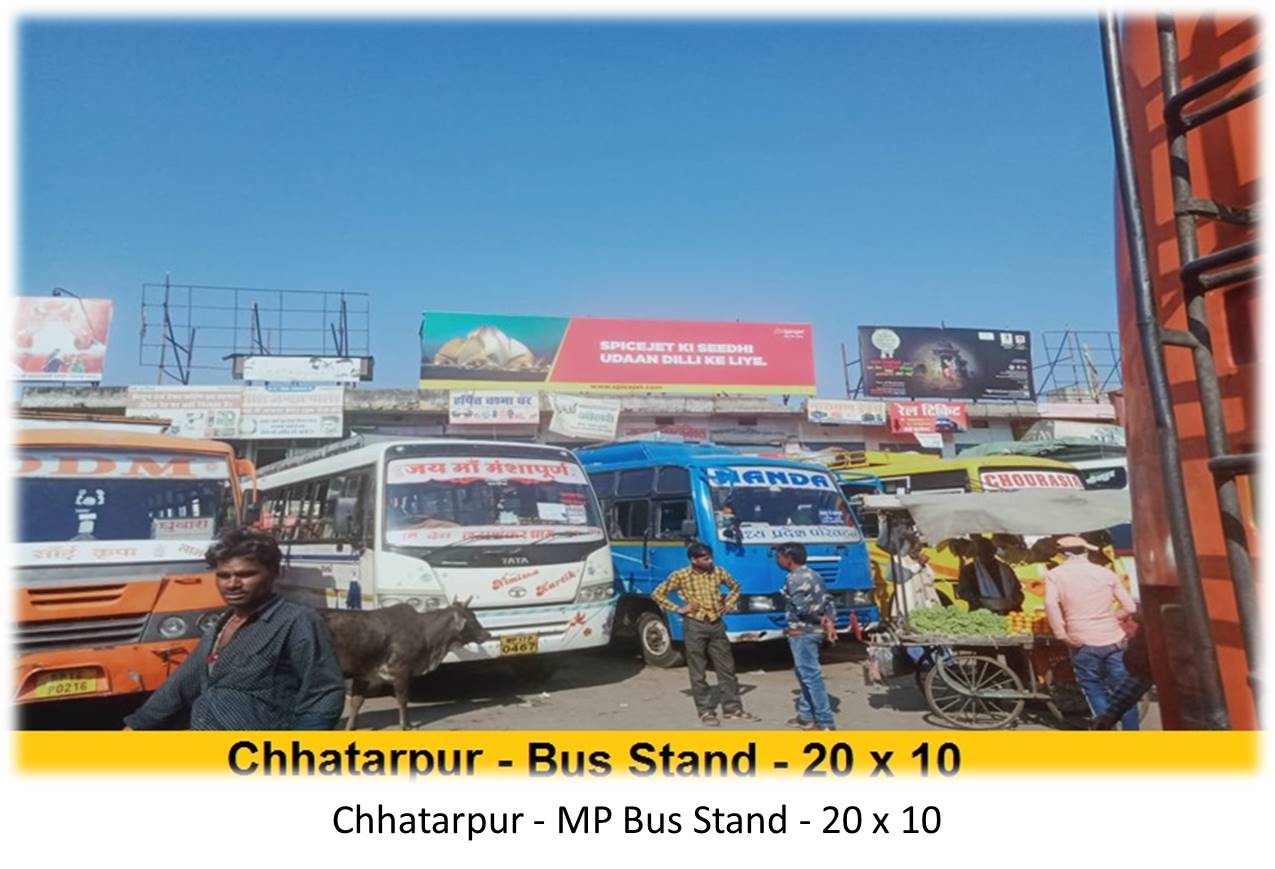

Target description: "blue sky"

left=20, top=18, right=1118, bottom=395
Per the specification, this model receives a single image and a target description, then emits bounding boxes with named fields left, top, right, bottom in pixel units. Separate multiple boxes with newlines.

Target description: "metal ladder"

left=1101, top=14, right=1260, bottom=727
left=1153, top=16, right=1260, bottom=711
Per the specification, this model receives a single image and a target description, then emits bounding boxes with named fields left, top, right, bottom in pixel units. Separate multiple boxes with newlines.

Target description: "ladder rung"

left=1165, top=52, right=1259, bottom=125
left=1161, top=329, right=1200, bottom=349
left=1182, top=241, right=1258, bottom=288
left=1209, top=453, right=1258, bottom=478
left=1175, top=198, right=1258, bottom=225
left=1183, top=84, right=1261, bottom=130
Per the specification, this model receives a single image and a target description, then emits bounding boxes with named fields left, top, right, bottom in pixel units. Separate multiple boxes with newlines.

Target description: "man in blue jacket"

left=777, top=542, right=838, bottom=731
left=124, top=529, right=345, bottom=730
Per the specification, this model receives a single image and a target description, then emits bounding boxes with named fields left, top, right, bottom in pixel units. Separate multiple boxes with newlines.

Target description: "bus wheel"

left=636, top=611, right=684, bottom=668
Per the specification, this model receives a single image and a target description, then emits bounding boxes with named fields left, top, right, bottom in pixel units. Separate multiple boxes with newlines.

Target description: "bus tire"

left=636, top=611, right=684, bottom=668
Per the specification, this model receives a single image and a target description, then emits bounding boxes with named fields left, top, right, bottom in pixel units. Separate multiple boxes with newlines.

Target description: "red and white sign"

left=12, top=297, right=114, bottom=382
left=887, top=400, right=969, bottom=433
left=980, top=469, right=1085, bottom=491
left=386, top=456, right=588, bottom=486
left=552, top=318, right=815, bottom=394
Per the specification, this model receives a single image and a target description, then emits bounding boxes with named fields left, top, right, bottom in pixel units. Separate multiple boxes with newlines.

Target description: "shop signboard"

left=806, top=398, right=888, bottom=426
left=13, top=296, right=114, bottom=382
left=548, top=395, right=622, bottom=441
left=887, top=400, right=969, bottom=434
left=240, top=355, right=363, bottom=383
left=421, top=311, right=815, bottom=395
left=125, top=385, right=344, bottom=440
left=859, top=325, right=1034, bottom=400
left=448, top=391, right=541, bottom=425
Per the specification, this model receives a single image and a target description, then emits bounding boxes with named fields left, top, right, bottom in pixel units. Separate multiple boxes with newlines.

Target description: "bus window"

left=614, top=499, right=651, bottom=540
left=617, top=468, right=655, bottom=498
left=654, top=466, right=690, bottom=495
left=654, top=499, right=695, bottom=540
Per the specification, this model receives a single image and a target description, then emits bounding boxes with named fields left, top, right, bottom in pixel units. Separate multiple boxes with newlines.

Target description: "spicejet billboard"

left=420, top=312, right=816, bottom=395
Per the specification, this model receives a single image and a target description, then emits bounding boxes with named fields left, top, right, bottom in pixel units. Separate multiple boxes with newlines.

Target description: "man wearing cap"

left=1044, top=535, right=1140, bottom=730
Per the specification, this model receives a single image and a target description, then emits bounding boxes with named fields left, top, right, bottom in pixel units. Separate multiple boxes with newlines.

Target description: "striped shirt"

left=123, top=595, right=345, bottom=731
left=652, top=565, right=741, bottom=622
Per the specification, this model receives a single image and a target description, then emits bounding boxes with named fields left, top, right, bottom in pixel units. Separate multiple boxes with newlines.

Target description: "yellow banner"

left=14, top=731, right=1260, bottom=777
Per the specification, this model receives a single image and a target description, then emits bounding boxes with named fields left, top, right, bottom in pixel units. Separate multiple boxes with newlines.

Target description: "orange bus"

left=14, top=429, right=255, bottom=707
left=1103, top=13, right=1259, bottom=729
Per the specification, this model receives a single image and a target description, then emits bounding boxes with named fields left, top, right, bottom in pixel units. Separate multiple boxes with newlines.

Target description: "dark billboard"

left=858, top=326, right=1035, bottom=400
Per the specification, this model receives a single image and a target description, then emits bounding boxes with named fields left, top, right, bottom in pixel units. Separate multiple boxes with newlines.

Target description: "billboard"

left=125, top=385, right=344, bottom=440
left=12, top=296, right=114, bottom=382
left=421, top=312, right=815, bottom=395
left=859, top=325, right=1034, bottom=400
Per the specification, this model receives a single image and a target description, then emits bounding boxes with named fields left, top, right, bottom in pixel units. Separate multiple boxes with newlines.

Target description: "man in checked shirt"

left=652, top=542, right=758, bottom=726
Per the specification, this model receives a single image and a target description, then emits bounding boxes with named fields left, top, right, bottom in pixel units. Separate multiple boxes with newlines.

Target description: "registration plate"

left=499, top=634, right=540, bottom=656
left=33, top=668, right=101, bottom=699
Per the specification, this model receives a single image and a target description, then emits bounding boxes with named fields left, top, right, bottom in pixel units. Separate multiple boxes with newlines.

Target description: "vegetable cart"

left=858, top=488, right=1133, bottom=730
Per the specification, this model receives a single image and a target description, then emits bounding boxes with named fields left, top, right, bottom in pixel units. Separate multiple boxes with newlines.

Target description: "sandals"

left=722, top=709, right=759, bottom=722
left=699, top=712, right=720, bottom=727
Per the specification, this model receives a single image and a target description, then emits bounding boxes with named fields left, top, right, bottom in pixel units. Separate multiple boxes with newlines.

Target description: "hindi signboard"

left=13, top=297, right=114, bottom=382
left=448, top=391, right=541, bottom=425
left=421, top=312, right=815, bottom=395
left=887, top=400, right=969, bottom=434
left=548, top=395, right=622, bottom=441
left=126, top=385, right=344, bottom=440
left=806, top=398, right=888, bottom=426
left=859, top=325, right=1034, bottom=400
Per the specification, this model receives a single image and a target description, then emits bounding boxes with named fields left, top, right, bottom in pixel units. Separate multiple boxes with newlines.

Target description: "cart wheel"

left=924, top=653, right=1025, bottom=730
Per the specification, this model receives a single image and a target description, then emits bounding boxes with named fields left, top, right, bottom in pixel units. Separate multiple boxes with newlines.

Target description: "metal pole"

left=1101, top=12, right=1230, bottom=728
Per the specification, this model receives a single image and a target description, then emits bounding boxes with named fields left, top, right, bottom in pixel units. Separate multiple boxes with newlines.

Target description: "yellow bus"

left=819, top=450, right=1114, bottom=614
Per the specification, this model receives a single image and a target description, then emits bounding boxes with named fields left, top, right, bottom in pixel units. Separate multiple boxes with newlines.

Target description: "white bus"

left=253, top=436, right=617, bottom=663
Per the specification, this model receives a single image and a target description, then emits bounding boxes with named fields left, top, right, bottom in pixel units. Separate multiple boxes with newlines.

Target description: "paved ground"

left=19, top=639, right=1159, bottom=731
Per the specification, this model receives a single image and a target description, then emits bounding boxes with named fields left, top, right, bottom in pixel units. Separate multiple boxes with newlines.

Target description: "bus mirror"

left=243, top=502, right=262, bottom=527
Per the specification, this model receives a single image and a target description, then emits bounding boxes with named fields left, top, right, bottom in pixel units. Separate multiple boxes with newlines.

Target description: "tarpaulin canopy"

left=893, top=489, right=1133, bottom=541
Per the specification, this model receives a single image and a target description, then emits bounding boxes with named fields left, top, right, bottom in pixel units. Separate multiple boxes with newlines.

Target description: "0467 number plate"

left=499, top=634, right=539, bottom=656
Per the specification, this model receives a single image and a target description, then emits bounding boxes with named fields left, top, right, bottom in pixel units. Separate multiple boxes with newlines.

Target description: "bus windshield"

left=15, top=448, right=234, bottom=543
left=384, top=455, right=604, bottom=547
left=707, top=465, right=862, bottom=545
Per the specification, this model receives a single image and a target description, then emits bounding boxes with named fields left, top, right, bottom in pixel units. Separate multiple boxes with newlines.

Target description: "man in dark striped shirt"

left=124, top=529, right=345, bottom=730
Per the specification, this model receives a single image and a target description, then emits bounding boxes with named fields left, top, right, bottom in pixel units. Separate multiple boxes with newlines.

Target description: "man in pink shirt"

left=1044, top=535, right=1140, bottom=730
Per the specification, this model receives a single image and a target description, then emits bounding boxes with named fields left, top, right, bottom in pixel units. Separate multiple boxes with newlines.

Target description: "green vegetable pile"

left=906, top=606, right=1008, bottom=636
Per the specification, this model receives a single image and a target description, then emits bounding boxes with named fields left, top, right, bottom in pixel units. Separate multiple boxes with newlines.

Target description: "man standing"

left=777, top=542, right=838, bottom=730
left=652, top=542, right=757, bottom=726
left=1044, top=535, right=1140, bottom=731
left=957, top=536, right=1024, bottom=613
left=124, top=529, right=346, bottom=730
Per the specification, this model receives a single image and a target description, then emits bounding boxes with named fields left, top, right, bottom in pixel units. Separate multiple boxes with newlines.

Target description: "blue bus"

left=577, top=441, right=879, bottom=667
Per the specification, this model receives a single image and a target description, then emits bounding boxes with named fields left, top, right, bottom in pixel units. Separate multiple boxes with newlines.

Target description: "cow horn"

left=463, top=596, right=474, bottom=608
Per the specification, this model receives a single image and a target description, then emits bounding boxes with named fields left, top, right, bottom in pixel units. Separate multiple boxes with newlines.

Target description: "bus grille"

left=26, top=584, right=128, bottom=609
left=16, top=614, right=149, bottom=653
left=806, top=560, right=840, bottom=584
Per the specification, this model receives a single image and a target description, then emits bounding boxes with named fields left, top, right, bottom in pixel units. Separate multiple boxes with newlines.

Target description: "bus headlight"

left=196, top=611, right=224, bottom=635
left=849, top=590, right=876, bottom=607
left=380, top=594, right=448, bottom=612
left=158, top=616, right=188, bottom=639
left=575, top=582, right=615, bottom=603
left=745, top=595, right=778, bottom=612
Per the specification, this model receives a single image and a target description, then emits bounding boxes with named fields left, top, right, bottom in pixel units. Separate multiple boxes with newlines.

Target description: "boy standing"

left=777, top=542, right=838, bottom=730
